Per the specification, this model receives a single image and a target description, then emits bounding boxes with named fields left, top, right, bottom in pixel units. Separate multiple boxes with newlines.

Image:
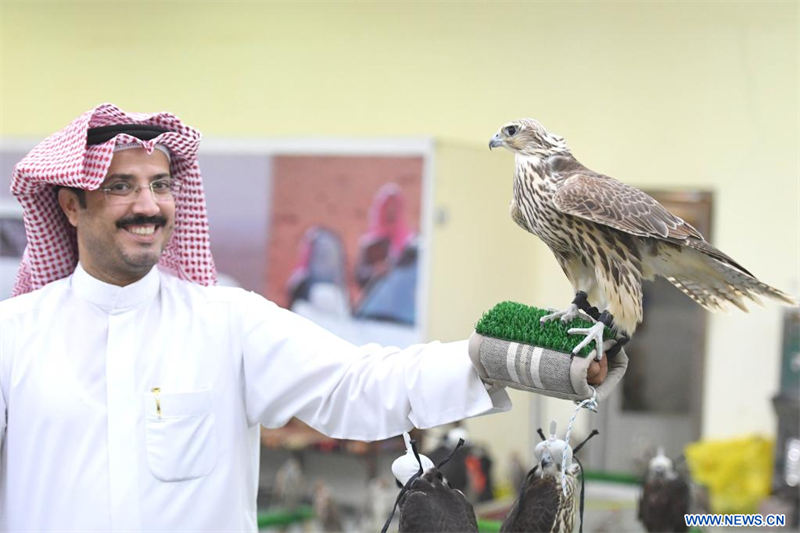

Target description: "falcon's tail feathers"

left=649, top=244, right=796, bottom=312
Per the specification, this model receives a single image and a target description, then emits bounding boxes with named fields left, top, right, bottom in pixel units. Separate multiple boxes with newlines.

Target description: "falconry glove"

left=468, top=333, right=627, bottom=402
left=467, top=302, right=628, bottom=402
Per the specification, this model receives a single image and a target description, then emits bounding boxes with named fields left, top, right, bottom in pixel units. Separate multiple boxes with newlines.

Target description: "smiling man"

left=0, top=104, right=517, bottom=531
left=0, top=104, right=608, bottom=532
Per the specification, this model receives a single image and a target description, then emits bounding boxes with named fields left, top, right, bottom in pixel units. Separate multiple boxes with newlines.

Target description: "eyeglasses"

left=99, top=178, right=179, bottom=204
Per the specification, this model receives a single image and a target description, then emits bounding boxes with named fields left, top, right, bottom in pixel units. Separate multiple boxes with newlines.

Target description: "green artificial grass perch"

left=475, top=301, right=614, bottom=358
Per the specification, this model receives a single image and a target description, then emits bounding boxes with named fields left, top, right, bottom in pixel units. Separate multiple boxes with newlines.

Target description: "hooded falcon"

left=500, top=422, right=596, bottom=533
left=397, top=468, right=479, bottom=533
left=490, top=118, right=795, bottom=361
left=388, top=433, right=478, bottom=533
left=637, top=448, right=690, bottom=533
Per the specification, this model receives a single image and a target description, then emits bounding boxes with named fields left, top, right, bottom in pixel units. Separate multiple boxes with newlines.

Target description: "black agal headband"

left=86, top=124, right=170, bottom=146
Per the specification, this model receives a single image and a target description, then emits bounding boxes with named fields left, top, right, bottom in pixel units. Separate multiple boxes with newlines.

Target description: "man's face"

left=58, top=147, right=176, bottom=286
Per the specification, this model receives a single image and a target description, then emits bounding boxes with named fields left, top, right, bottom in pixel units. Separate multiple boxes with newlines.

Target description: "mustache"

left=116, top=215, right=168, bottom=229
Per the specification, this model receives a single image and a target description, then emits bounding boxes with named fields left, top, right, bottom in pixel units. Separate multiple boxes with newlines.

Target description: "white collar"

left=70, top=263, right=161, bottom=313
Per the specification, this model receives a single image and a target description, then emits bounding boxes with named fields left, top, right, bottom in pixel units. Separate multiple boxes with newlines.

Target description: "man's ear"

left=57, top=188, right=82, bottom=227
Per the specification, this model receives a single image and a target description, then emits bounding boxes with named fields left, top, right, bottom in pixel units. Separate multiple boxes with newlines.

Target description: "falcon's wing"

left=666, top=478, right=691, bottom=531
left=639, top=478, right=690, bottom=532
left=552, top=172, right=702, bottom=241
left=398, top=471, right=478, bottom=533
left=552, top=169, right=755, bottom=275
left=500, top=472, right=559, bottom=533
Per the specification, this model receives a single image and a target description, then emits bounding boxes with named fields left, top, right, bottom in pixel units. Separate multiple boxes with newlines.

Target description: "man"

left=0, top=104, right=609, bottom=531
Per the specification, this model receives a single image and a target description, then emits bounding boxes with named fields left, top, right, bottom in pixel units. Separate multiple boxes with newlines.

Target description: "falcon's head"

left=534, top=421, right=576, bottom=479
left=646, top=447, right=677, bottom=482
left=489, top=118, right=569, bottom=157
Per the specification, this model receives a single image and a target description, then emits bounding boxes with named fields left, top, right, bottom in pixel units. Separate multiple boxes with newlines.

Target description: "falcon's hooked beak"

left=539, top=451, right=554, bottom=469
left=489, top=133, right=504, bottom=150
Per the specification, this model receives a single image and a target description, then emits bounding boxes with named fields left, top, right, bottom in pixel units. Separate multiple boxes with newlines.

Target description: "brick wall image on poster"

left=267, top=155, right=424, bottom=348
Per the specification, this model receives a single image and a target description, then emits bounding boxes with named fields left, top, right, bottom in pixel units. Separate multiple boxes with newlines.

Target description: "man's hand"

left=587, top=355, right=608, bottom=386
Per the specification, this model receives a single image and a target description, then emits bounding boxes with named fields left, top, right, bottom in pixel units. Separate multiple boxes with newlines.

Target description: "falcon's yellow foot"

left=539, top=303, right=582, bottom=324
left=568, top=321, right=606, bottom=361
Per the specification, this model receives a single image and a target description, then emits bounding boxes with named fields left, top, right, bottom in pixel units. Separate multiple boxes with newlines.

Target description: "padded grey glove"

left=468, top=332, right=628, bottom=402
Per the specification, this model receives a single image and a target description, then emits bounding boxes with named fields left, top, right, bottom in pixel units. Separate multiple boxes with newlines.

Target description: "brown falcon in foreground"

left=490, top=118, right=795, bottom=361
left=500, top=422, right=598, bottom=533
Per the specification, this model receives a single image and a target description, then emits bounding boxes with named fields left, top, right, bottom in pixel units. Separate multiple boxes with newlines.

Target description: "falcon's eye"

left=504, top=125, right=518, bottom=136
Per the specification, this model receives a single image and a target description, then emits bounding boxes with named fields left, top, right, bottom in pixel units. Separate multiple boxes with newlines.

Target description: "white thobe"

left=0, top=265, right=510, bottom=531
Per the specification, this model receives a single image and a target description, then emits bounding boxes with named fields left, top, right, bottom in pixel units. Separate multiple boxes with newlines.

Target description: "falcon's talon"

left=567, top=321, right=606, bottom=361
left=540, top=303, right=581, bottom=324
left=571, top=291, right=601, bottom=321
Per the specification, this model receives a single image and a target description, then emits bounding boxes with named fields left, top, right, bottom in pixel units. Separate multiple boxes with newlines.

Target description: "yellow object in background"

left=685, top=435, right=774, bottom=514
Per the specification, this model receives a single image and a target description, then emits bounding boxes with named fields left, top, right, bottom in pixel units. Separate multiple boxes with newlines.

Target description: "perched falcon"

left=638, top=448, right=689, bottom=532
left=388, top=433, right=478, bottom=533
left=312, top=481, right=344, bottom=533
left=397, top=468, right=479, bottom=533
left=500, top=422, right=596, bottom=533
left=490, top=118, right=795, bottom=360
left=273, top=457, right=306, bottom=510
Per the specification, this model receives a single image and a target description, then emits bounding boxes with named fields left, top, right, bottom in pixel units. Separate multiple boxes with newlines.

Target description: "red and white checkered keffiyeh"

left=10, top=103, right=217, bottom=296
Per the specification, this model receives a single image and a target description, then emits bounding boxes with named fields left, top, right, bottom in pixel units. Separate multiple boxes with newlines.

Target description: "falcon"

left=385, top=433, right=478, bottom=533
left=397, top=468, right=479, bottom=533
left=500, top=422, right=597, bottom=533
left=638, top=448, right=690, bottom=532
left=490, top=118, right=795, bottom=361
